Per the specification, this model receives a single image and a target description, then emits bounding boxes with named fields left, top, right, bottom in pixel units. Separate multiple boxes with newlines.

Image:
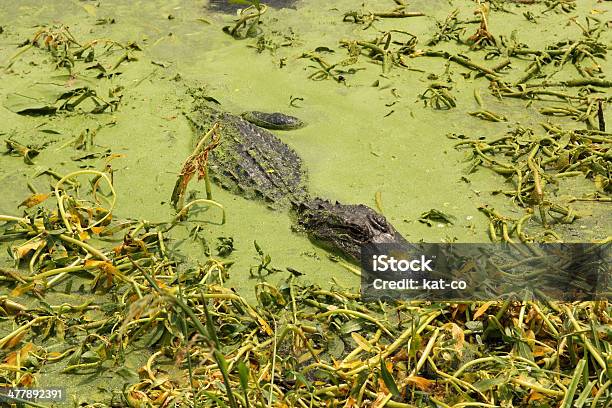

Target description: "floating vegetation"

left=343, top=4, right=424, bottom=29
left=418, top=209, right=456, bottom=226
left=419, top=83, right=456, bottom=110
left=419, top=50, right=499, bottom=77
left=0, top=176, right=610, bottom=404
left=4, top=83, right=123, bottom=116
left=543, top=0, right=577, bottom=14
left=539, top=96, right=608, bottom=129
left=3, top=25, right=139, bottom=116
left=4, top=139, right=40, bottom=165
left=466, top=3, right=497, bottom=50
left=222, top=0, right=268, bottom=39
left=0, top=192, right=610, bottom=405
left=428, top=9, right=466, bottom=46
left=171, top=123, right=222, bottom=210
left=1, top=1, right=611, bottom=406
left=339, top=31, right=419, bottom=74
left=249, top=28, right=297, bottom=54
left=452, top=122, right=610, bottom=232
left=468, top=109, right=507, bottom=122
left=7, top=24, right=141, bottom=76
left=299, top=52, right=363, bottom=82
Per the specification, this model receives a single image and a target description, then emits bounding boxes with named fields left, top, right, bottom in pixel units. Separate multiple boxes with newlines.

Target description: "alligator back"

left=188, top=104, right=309, bottom=208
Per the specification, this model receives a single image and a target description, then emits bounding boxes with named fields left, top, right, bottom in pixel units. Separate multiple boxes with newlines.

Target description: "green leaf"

left=574, top=381, right=595, bottom=408
left=350, top=371, right=368, bottom=397
left=290, top=371, right=312, bottom=391
left=237, top=361, right=249, bottom=392
left=237, top=361, right=251, bottom=408
left=418, top=209, right=456, bottom=226
left=380, top=358, right=400, bottom=397
left=200, top=391, right=228, bottom=408
left=560, top=359, right=586, bottom=408
left=254, top=240, right=263, bottom=255
left=473, top=377, right=505, bottom=392
left=213, top=349, right=239, bottom=408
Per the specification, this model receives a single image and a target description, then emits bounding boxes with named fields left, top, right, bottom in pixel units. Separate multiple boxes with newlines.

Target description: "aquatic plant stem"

left=562, top=305, right=606, bottom=370
left=420, top=51, right=498, bottom=76
left=58, top=233, right=108, bottom=261
left=268, top=317, right=277, bottom=408
left=54, top=170, right=116, bottom=233
left=166, top=198, right=226, bottom=232
left=317, top=308, right=393, bottom=337
left=0, top=316, right=54, bottom=348
left=0, top=215, right=29, bottom=224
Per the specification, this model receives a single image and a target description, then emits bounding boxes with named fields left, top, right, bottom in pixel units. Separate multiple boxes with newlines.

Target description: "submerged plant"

left=343, top=5, right=424, bottom=30
left=451, top=121, right=611, bottom=231
left=428, top=9, right=466, bottom=46
left=339, top=31, right=419, bottom=74
left=466, top=2, right=497, bottom=50
left=419, top=83, right=457, bottom=110
left=222, top=0, right=269, bottom=39
left=8, top=25, right=140, bottom=75
left=171, top=123, right=222, bottom=210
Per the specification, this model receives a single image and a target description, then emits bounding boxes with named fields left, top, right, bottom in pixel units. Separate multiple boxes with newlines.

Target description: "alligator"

left=186, top=102, right=407, bottom=261
left=207, top=0, right=299, bottom=13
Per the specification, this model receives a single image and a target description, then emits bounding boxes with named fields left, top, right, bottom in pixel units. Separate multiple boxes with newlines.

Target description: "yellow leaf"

left=99, top=262, right=119, bottom=276
left=82, top=3, right=97, bottom=16
left=473, top=301, right=495, bottom=319
left=12, top=237, right=45, bottom=260
left=338, top=360, right=365, bottom=370
left=404, top=375, right=435, bottom=391
left=351, top=332, right=373, bottom=352
left=533, top=345, right=552, bottom=357
left=126, top=390, right=149, bottom=408
left=371, top=388, right=392, bottom=407
left=18, top=373, right=34, bottom=387
left=594, top=175, right=606, bottom=191
left=18, top=193, right=50, bottom=208
left=84, top=260, right=105, bottom=269
left=91, top=226, right=105, bottom=235
left=3, top=331, right=27, bottom=350
left=10, top=283, right=35, bottom=297
left=79, top=231, right=90, bottom=241
left=443, top=322, right=465, bottom=352
left=107, top=153, right=127, bottom=162
left=343, top=396, right=358, bottom=408
left=528, top=390, right=546, bottom=401
left=4, top=342, right=35, bottom=364
left=152, top=391, right=170, bottom=405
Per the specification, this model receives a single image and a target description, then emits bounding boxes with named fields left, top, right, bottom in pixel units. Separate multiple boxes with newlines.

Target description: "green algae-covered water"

left=0, top=0, right=610, bottom=405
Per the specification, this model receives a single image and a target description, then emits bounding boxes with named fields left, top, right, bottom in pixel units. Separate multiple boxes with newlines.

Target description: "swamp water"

left=0, top=0, right=610, bottom=406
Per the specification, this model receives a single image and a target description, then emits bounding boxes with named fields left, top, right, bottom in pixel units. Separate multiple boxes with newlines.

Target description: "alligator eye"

left=368, top=213, right=390, bottom=233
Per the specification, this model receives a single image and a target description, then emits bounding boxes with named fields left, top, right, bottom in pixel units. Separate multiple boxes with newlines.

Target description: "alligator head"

left=296, top=198, right=407, bottom=261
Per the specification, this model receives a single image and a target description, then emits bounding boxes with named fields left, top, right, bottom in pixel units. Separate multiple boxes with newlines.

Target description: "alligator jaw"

left=296, top=198, right=407, bottom=261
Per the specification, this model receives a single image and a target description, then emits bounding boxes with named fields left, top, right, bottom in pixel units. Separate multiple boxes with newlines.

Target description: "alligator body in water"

left=207, top=0, right=299, bottom=13
left=187, top=103, right=407, bottom=261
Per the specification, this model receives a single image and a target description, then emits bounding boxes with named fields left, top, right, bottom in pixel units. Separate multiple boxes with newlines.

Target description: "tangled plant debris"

left=0, top=180, right=610, bottom=406
left=0, top=0, right=610, bottom=407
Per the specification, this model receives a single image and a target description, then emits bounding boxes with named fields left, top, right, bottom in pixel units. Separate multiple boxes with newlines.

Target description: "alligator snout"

left=297, top=199, right=407, bottom=261
left=241, top=111, right=305, bottom=130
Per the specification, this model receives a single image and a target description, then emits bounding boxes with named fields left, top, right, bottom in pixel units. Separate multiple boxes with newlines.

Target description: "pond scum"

left=0, top=0, right=611, bottom=407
